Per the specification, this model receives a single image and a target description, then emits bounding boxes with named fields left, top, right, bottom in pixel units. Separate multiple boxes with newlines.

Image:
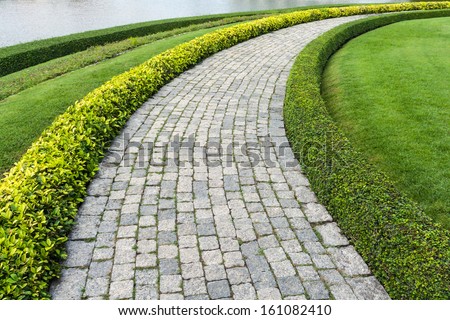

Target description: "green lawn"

left=322, top=17, right=450, bottom=228
left=0, top=25, right=232, bottom=176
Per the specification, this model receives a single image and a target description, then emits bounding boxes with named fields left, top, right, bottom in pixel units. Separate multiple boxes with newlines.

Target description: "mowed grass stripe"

left=322, top=17, right=450, bottom=228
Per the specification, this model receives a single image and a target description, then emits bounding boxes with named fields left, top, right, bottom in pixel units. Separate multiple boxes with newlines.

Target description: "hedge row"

left=284, top=10, right=450, bottom=299
left=0, top=2, right=449, bottom=299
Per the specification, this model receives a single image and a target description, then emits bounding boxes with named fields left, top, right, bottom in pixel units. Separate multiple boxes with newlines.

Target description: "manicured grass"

left=322, top=17, right=450, bottom=228
left=0, top=24, right=233, bottom=176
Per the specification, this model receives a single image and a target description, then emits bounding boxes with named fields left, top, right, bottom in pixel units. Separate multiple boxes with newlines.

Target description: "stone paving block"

left=87, top=179, right=112, bottom=196
left=346, top=277, right=390, bottom=300
left=158, top=231, right=177, bottom=244
left=135, top=285, right=158, bottom=300
left=219, top=237, right=240, bottom=252
left=264, top=247, right=287, bottom=263
left=98, top=220, right=118, bottom=233
left=329, top=284, right=357, bottom=300
left=227, top=267, right=251, bottom=285
left=89, top=260, right=113, bottom=278
left=303, top=281, right=330, bottom=300
left=319, top=269, right=345, bottom=285
left=207, top=280, right=231, bottom=299
left=284, top=208, right=304, bottom=218
left=93, top=247, right=114, bottom=261
left=232, top=283, right=257, bottom=300
left=236, top=228, right=257, bottom=242
left=135, top=269, right=158, bottom=286
left=297, top=265, right=320, bottom=281
left=328, top=246, right=371, bottom=277
left=70, top=216, right=100, bottom=240
left=138, top=227, right=157, bottom=240
left=303, top=241, right=326, bottom=254
left=197, top=223, right=216, bottom=236
left=109, top=280, right=134, bottom=299
left=294, top=186, right=317, bottom=203
left=185, top=294, right=210, bottom=300
left=137, top=239, right=157, bottom=253
left=181, top=262, right=204, bottom=279
left=160, top=293, right=185, bottom=300
left=112, top=263, right=134, bottom=282
left=315, top=223, right=349, bottom=247
left=199, top=236, right=220, bottom=251
left=311, top=254, right=335, bottom=269
left=278, top=276, right=305, bottom=296
left=280, top=239, right=302, bottom=254
left=51, top=268, right=88, bottom=300
left=303, top=203, right=332, bottom=223
left=160, top=275, right=182, bottom=294
left=184, top=278, right=208, bottom=296
left=202, top=249, right=223, bottom=265
left=158, top=245, right=178, bottom=259
left=117, top=225, right=137, bottom=238
left=223, top=251, right=245, bottom=268
left=289, top=252, right=313, bottom=266
left=271, top=260, right=296, bottom=277
left=257, top=287, right=282, bottom=300
left=159, top=259, right=179, bottom=275
left=180, top=248, right=200, bottom=264
left=85, top=277, right=109, bottom=298
left=136, top=253, right=157, bottom=268
left=276, top=228, right=297, bottom=241
left=95, top=232, right=115, bottom=248
left=120, top=214, right=139, bottom=226
left=64, top=241, right=95, bottom=268
left=204, top=264, right=227, bottom=281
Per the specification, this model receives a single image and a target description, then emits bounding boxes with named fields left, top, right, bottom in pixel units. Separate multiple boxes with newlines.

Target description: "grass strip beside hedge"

left=284, top=9, right=450, bottom=299
left=0, top=2, right=449, bottom=300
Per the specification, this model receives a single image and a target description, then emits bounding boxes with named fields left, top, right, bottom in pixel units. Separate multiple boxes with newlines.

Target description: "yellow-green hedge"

left=0, top=2, right=449, bottom=299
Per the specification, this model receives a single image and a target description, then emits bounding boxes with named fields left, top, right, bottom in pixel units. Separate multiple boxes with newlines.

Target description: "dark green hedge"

left=1, top=2, right=449, bottom=300
left=284, top=9, right=450, bottom=299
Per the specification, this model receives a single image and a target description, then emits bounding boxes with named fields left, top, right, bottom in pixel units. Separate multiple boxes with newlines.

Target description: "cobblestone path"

left=51, top=16, right=390, bottom=300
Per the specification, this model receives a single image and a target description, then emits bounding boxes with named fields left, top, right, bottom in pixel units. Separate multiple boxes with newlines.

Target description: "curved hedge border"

left=284, top=10, right=450, bottom=299
left=0, top=2, right=449, bottom=300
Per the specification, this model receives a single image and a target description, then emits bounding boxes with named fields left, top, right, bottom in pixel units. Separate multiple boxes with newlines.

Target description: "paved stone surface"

left=51, top=15, right=389, bottom=300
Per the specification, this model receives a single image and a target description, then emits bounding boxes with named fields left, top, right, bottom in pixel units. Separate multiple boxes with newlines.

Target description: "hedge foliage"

left=0, top=2, right=449, bottom=299
left=284, top=9, right=450, bottom=299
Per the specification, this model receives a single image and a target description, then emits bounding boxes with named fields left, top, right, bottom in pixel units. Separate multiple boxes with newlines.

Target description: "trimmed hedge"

left=0, top=2, right=449, bottom=300
left=284, top=10, right=450, bottom=299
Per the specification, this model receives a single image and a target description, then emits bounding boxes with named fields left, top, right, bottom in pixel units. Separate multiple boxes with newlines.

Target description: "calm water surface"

left=0, top=0, right=403, bottom=47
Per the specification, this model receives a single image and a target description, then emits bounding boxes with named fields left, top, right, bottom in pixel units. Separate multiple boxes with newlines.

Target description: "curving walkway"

left=51, top=15, right=389, bottom=300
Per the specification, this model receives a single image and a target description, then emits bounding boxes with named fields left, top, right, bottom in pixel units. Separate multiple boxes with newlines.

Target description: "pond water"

left=0, top=0, right=405, bottom=48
